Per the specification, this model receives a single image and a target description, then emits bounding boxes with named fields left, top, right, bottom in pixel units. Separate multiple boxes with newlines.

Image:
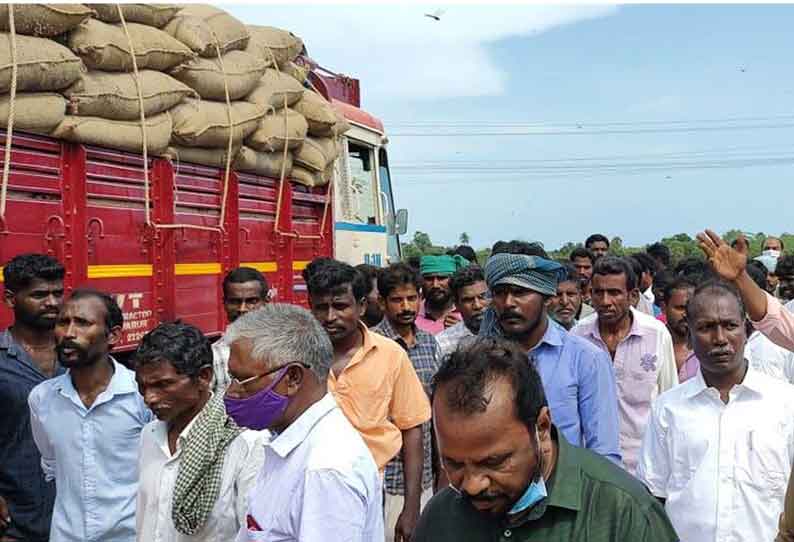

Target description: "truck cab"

left=312, top=70, right=407, bottom=267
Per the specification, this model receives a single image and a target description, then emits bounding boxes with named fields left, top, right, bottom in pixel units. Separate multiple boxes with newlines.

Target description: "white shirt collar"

left=267, top=393, right=337, bottom=459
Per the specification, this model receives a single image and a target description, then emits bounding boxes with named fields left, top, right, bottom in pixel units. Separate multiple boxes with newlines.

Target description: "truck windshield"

left=379, top=148, right=401, bottom=263
left=347, top=143, right=378, bottom=225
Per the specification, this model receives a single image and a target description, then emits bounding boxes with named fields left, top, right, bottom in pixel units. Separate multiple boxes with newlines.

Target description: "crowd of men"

left=2, top=228, right=794, bottom=541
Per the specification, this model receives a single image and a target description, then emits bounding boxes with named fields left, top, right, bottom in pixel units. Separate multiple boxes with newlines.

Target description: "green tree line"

left=402, top=230, right=794, bottom=266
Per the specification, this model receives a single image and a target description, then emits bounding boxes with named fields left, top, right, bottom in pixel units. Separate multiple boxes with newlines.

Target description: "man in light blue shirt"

left=479, top=242, right=621, bottom=464
left=29, top=289, right=152, bottom=542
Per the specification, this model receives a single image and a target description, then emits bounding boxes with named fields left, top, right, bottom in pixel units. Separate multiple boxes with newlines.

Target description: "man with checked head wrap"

left=479, top=241, right=621, bottom=464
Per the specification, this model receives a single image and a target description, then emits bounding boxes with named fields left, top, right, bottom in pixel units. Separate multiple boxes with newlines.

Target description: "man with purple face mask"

left=224, top=304, right=384, bottom=542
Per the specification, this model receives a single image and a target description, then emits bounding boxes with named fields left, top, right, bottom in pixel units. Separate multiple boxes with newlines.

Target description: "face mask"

left=508, top=428, right=548, bottom=515
left=763, top=249, right=782, bottom=259
left=224, top=367, right=290, bottom=431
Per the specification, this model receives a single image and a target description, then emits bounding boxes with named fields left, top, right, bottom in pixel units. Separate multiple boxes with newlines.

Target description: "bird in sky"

left=424, top=9, right=446, bottom=21
left=739, top=67, right=747, bottom=73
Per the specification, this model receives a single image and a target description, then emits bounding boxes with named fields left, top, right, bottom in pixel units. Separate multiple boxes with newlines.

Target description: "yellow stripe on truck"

left=293, top=261, right=311, bottom=271
left=174, top=263, right=222, bottom=276
left=240, top=261, right=278, bottom=273
left=4, top=261, right=286, bottom=282
left=88, top=264, right=153, bottom=279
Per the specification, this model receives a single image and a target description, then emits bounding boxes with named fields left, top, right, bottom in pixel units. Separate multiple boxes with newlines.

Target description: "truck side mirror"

left=395, top=209, right=408, bottom=236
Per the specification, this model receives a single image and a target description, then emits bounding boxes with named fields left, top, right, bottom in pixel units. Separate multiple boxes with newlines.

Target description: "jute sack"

left=164, top=5, right=249, bottom=58
left=0, top=4, right=95, bottom=37
left=68, top=18, right=195, bottom=72
left=236, top=146, right=293, bottom=178
left=170, top=50, right=268, bottom=101
left=294, top=136, right=340, bottom=173
left=283, top=61, right=309, bottom=84
left=163, top=145, right=241, bottom=169
left=0, top=93, right=66, bottom=134
left=64, top=70, right=196, bottom=120
left=246, top=108, right=307, bottom=153
left=51, top=112, right=172, bottom=154
left=292, top=91, right=337, bottom=137
left=0, top=34, right=84, bottom=92
left=245, top=69, right=304, bottom=109
left=170, top=99, right=265, bottom=148
left=245, top=26, right=303, bottom=67
left=332, top=111, right=352, bottom=137
left=91, top=4, right=181, bottom=28
left=290, top=164, right=329, bottom=188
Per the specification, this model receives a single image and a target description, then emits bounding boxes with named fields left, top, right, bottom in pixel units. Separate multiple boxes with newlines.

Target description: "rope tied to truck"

left=117, top=4, right=225, bottom=236
left=116, top=4, right=151, bottom=226
left=266, top=50, right=331, bottom=242
left=0, top=3, right=17, bottom=231
left=213, top=31, right=234, bottom=231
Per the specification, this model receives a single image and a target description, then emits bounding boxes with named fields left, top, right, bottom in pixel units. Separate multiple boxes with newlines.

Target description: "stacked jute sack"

left=0, top=4, right=351, bottom=187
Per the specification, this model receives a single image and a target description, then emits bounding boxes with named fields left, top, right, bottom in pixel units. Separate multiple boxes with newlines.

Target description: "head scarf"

left=479, top=253, right=566, bottom=337
left=420, top=254, right=470, bottom=276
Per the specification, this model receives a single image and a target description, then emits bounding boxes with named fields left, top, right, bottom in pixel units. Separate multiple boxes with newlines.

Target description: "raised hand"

left=696, top=229, right=747, bottom=281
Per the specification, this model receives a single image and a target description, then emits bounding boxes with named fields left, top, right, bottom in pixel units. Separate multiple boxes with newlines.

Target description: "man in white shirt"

left=134, top=321, right=264, bottom=542
left=224, top=304, right=384, bottom=542
left=743, top=261, right=794, bottom=384
left=212, top=267, right=270, bottom=393
left=436, top=266, right=490, bottom=359
left=638, top=280, right=794, bottom=542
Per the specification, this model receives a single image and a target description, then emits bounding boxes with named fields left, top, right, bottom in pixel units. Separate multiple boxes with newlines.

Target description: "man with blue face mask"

left=223, top=304, right=384, bottom=542
left=413, top=337, right=679, bottom=542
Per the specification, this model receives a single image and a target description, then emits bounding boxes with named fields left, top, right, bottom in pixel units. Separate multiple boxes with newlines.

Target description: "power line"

left=396, top=155, right=794, bottom=184
left=386, top=113, right=794, bottom=128
left=390, top=121, right=794, bottom=137
left=392, top=145, right=794, bottom=169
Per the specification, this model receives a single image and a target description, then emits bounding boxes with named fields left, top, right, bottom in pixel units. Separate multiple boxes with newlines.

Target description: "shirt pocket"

left=618, top=362, right=657, bottom=408
left=334, top=375, right=392, bottom=429
left=734, top=426, right=789, bottom=500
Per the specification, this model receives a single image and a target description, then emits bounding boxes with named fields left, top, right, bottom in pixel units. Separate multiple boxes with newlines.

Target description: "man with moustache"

left=638, top=281, right=794, bottom=542
left=437, top=266, right=490, bottom=358
left=0, top=254, right=64, bottom=542
left=134, top=322, right=264, bottom=542
left=548, top=263, right=590, bottom=331
left=479, top=242, right=621, bottom=464
left=776, top=255, right=794, bottom=304
left=372, top=264, right=441, bottom=541
left=303, top=258, right=429, bottom=541
left=570, top=247, right=596, bottom=307
left=663, top=277, right=699, bottom=383
left=571, top=256, right=678, bottom=475
left=212, top=267, right=271, bottom=393
left=28, top=290, right=152, bottom=542
left=413, top=337, right=678, bottom=542
left=416, top=255, right=470, bottom=335
left=224, top=304, right=384, bottom=541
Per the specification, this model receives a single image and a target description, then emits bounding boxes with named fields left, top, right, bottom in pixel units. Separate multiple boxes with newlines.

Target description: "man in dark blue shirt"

left=0, top=254, right=64, bottom=542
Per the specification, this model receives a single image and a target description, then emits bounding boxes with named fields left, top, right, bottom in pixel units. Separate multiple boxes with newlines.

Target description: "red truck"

left=0, top=70, right=403, bottom=353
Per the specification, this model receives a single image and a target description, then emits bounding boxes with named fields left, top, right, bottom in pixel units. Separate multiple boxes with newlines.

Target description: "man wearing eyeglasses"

left=224, top=304, right=384, bottom=542
left=134, top=322, right=265, bottom=542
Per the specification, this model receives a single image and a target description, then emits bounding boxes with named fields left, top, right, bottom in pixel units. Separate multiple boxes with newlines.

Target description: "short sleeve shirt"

left=328, top=323, right=431, bottom=471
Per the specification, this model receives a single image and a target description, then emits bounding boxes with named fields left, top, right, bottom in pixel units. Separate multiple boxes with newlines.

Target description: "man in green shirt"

left=414, top=337, right=679, bottom=542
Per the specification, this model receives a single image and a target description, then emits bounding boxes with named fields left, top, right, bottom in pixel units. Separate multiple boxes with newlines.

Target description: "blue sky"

left=227, top=4, right=794, bottom=250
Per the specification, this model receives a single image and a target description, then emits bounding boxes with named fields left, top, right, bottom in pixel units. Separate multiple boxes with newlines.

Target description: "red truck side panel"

left=0, top=131, right=333, bottom=351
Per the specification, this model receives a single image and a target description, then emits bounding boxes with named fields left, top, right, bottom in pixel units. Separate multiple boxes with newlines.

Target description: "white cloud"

left=224, top=4, right=618, bottom=100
